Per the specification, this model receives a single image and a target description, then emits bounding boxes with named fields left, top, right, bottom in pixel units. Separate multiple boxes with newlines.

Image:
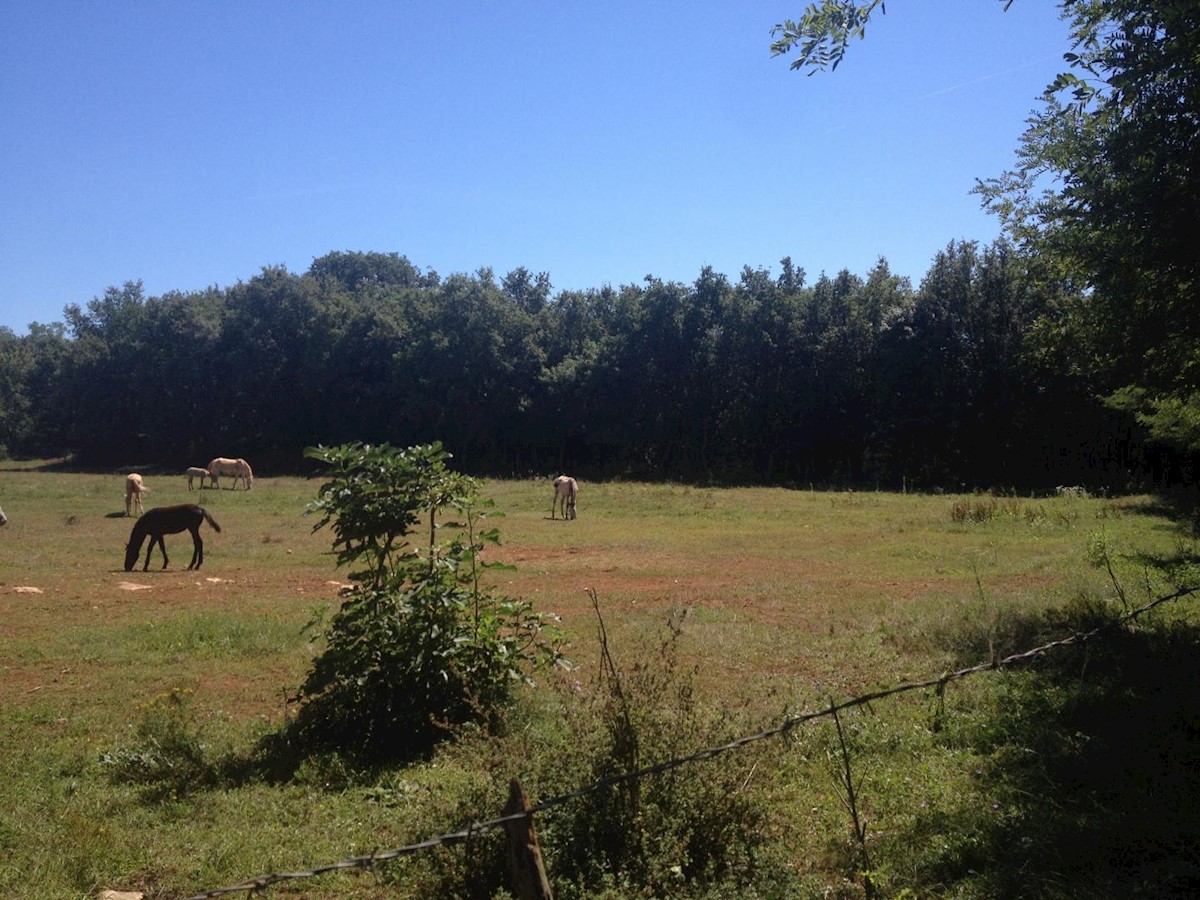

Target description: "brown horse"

left=124, top=504, right=221, bottom=572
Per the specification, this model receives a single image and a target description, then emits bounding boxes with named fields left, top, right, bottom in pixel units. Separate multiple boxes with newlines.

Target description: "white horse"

left=551, top=475, right=578, bottom=520
left=125, top=473, right=149, bottom=517
left=0, top=504, right=7, bottom=526
left=186, top=466, right=211, bottom=490
left=208, top=457, right=254, bottom=490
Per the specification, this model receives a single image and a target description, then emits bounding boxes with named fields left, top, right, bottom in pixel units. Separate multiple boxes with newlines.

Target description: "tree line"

left=0, top=244, right=1184, bottom=490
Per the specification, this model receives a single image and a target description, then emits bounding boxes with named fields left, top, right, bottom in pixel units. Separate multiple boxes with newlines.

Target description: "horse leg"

left=188, top=527, right=203, bottom=570
left=154, top=535, right=169, bottom=570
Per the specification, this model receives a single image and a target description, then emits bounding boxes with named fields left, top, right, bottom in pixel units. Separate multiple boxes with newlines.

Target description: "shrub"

left=99, top=687, right=215, bottom=798
left=950, top=497, right=998, bottom=523
left=282, top=442, right=565, bottom=763
left=541, top=600, right=773, bottom=897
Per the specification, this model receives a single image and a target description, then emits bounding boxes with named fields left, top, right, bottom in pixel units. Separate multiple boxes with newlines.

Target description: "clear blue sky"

left=0, top=1, right=1072, bottom=335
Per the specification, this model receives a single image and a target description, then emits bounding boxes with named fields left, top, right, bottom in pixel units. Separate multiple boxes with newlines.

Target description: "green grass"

left=1, top=464, right=1197, bottom=898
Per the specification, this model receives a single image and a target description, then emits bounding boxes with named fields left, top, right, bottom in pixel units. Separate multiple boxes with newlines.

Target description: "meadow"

left=1, top=463, right=1197, bottom=898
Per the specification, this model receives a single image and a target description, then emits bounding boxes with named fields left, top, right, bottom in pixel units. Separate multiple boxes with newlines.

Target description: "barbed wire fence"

left=183, top=583, right=1199, bottom=900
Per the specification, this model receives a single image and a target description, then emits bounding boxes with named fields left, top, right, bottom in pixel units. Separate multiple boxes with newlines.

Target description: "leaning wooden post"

left=502, top=778, right=554, bottom=900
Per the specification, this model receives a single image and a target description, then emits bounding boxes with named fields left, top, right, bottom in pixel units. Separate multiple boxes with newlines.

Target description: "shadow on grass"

left=906, top=598, right=1200, bottom=898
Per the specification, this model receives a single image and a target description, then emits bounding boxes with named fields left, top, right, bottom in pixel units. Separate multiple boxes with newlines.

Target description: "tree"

left=774, top=2, right=1200, bottom=453
left=290, top=442, right=564, bottom=761
left=977, top=2, right=1200, bottom=450
left=876, top=240, right=1050, bottom=485
left=58, top=282, right=152, bottom=463
left=401, top=272, right=545, bottom=470
left=0, top=326, right=71, bottom=457
left=308, top=250, right=437, bottom=293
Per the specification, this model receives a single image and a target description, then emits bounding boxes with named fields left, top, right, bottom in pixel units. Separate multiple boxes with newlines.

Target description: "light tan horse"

left=551, top=475, right=578, bottom=520
left=207, top=457, right=254, bottom=490
left=186, top=466, right=211, bottom=490
left=125, top=473, right=149, bottom=517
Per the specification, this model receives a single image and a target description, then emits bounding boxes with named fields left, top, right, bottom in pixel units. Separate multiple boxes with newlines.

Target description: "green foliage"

left=541, top=605, right=773, bottom=897
left=99, top=687, right=216, bottom=799
left=288, top=443, right=565, bottom=762
left=1108, top=386, right=1200, bottom=454
left=975, top=2, right=1200, bottom=449
left=771, top=1, right=1016, bottom=73
left=0, top=238, right=1179, bottom=490
left=931, top=613, right=1200, bottom=898
left=770, top=0, right=887, bottom=73
left=304, top=442, right=474, bottom=586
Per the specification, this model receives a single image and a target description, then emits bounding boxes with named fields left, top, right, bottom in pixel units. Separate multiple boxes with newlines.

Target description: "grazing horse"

left=125, top=473, right=149, bottom=517
left=551, top=475, right=578, bottom=520
left=124, top=504, right=221, bottom=572
left=186, top=466, right=211, bottom=490
left=208, top=457, right=253, bottom=490
left=0, top=505, right=7, bottom=526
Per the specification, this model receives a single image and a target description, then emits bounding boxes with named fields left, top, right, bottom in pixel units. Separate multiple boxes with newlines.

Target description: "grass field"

left=1, top=462, right=1197, bottom=898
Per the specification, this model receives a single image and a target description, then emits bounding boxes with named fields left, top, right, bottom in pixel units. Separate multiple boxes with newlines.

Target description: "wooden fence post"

left=502, top=778, right=554, bottom=900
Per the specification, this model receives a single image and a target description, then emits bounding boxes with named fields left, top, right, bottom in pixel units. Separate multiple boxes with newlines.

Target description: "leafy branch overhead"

left=775, top=1, right=1200, bottom=450
left=771, top=1, right=1015, bottom=73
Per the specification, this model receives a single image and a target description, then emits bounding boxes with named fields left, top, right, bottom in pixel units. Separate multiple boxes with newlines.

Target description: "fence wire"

left=183, top=583, right=1197, bottom=899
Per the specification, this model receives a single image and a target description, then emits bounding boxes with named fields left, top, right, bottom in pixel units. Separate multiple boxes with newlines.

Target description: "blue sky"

left=0, top=1, right=1072, bottom=335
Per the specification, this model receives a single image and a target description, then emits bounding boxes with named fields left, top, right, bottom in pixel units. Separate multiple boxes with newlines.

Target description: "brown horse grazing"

left=124, top=504, right=221, bottom=572
left=551, top=474, right=578, bottom=520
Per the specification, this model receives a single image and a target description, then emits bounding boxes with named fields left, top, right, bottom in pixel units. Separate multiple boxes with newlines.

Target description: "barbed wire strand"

left=183, top=583, right=1196, bottom=899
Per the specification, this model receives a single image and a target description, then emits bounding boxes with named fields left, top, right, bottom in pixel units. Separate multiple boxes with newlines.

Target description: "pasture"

left=1, top=463, right=1197, bottom=898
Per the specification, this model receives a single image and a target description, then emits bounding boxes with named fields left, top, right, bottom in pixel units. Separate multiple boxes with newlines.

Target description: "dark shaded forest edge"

left=1, top=245, right=1192, bottom=492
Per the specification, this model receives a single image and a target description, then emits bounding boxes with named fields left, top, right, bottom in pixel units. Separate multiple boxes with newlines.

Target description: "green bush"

left=376, top=604, right=781, bottom=899
left=540, top=604, right=774, bottom=898
left=99, top=687, right=215, bottom=798
left=282, top=442, right=565, bottom=763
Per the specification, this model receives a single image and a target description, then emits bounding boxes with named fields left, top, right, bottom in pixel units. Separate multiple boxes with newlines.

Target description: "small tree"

left=289, top=441, right=564, bottom=762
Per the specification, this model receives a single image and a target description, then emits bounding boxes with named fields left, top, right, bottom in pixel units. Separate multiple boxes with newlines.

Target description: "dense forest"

left=0, top=243, right=1184, bottom=490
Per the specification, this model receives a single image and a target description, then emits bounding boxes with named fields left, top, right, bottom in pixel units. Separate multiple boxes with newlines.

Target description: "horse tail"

left=203, top=509, right=222, bottom=533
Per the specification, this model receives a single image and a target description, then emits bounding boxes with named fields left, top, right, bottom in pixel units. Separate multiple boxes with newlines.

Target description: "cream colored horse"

left=551, top=475, right=578, bottom=520
left=186, top=466, right=211, bottom=490
left=125, top=473, right=149, bottom=517
left=207, top=457, right=254, bottom=490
